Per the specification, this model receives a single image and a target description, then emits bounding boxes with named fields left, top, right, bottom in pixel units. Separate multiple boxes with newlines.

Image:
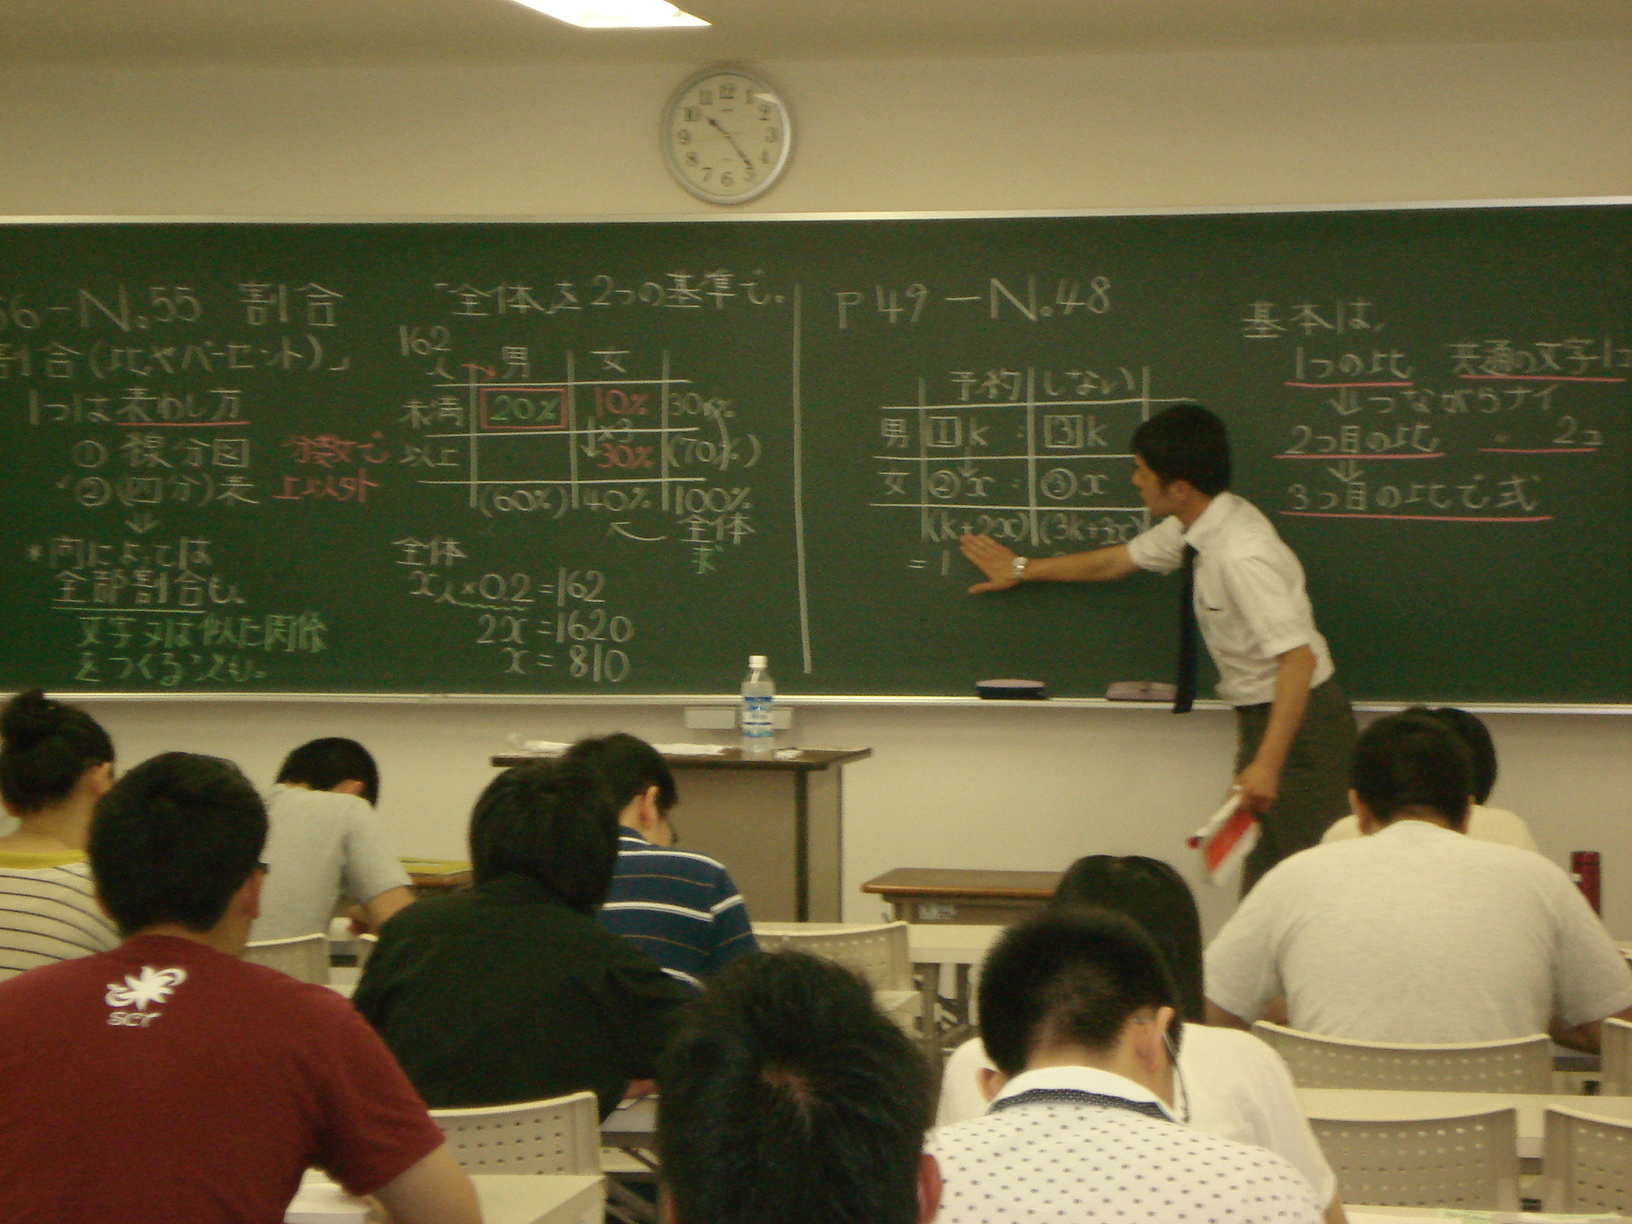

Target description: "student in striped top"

left=565, top=733, right=757, bottom=990
left=0, top=690, right=119, bottom=979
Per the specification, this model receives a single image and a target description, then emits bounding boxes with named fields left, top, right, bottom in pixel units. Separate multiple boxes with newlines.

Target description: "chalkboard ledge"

left=47, top=692, right=1632, bottom=716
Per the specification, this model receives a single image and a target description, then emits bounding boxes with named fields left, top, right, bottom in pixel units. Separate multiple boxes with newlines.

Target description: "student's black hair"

left=658, top=950, right=933, bottom=1224
left=1408, top=706, right=1497, bottom=805
left=1048, top=855, right=1204, bottom=1023
left=1130, top=402, right=1231, bottom=495
left=0, top=689, right=115, bottom=815
left=1350, top=711, right=1473, bottom=830
left=89, top=752, right=267, bottom=936
left=275, top=736, right=381, bottom=805
left=562, top=732, right=678, bottom=814
left=467, top=760, right=619, bottom=915
left=979, top=906, right=1182, bottom=1078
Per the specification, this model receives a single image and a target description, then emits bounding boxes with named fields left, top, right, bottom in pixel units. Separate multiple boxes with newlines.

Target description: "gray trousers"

left=1234, top=677, right=1357, bottom=895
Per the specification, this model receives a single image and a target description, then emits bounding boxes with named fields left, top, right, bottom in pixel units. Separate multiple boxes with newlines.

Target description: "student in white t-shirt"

left=1321, top=706, right=1538, bottom=852
left=1207, top=712, right=1632, bottom=1050
left=251, top=737, right=415, bottom=941
left=936, top=855, right=1342, bottom=1223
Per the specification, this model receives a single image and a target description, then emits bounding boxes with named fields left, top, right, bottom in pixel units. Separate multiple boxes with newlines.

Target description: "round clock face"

left=662, top=69, right=791, bottom=205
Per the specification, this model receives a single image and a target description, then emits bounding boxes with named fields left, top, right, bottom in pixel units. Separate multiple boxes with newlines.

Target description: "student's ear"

left=917, top=1152, right=943, bottom=1224
left=977, top=1065, right=1008, bottom=1102
left=1351, top=789, right=1378, bottom=835
left=659, top=1186, right=678, bottom=1224
left=84, top=761, right=116, bottom=800
left=1133, top=1006, right=1175, bottom=1074
left=236, top=867, right=265, bottom=921
left=329, top=779, right=368, bottom=799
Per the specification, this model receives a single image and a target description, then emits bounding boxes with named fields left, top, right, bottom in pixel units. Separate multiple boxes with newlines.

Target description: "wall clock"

left=662, top=67, right=792, bottom=205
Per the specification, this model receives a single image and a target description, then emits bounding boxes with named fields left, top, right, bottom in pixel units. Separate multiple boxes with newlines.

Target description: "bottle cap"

left=749, top=654, right=768, bottom=668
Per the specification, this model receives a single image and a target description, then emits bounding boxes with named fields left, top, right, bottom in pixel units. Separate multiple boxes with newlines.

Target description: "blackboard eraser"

left=976, top=679, right=1048, bottom=700
left=1105, top=681, right=1178, bottom=702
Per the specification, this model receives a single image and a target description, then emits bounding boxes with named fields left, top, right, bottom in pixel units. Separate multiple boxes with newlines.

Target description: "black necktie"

left=1174, top=543, right=1199, bottom=714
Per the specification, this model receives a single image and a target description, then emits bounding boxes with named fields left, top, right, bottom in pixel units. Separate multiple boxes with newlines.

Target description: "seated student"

left=0, top=690, right=119, bottom=980
left=1321, top=706, right=1538, bottom=852
left=0, top=751, right=478, bottom=1224
left=563, top=732, right=757, bottom=988
left=936, top=855, right=1341, bottom=1223
left=354, top=759, right=693, bottom=1117
left=253, top=736, right=415, bottom=940
left=658, top=950, right=941, bottom=1224
left=1207, top=711, right=1632, bottom=1050
left=930, top=908, right=1323, bottom=1224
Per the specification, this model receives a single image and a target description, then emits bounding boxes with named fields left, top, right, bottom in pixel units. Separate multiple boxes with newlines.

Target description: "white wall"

left=6, top=38, right=1630, bottom=935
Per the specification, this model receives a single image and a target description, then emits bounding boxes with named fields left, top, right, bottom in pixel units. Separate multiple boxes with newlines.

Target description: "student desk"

left=861, top=867, right=1060, bottom=925
left=286, top=1172, right=602, bottom=1224
left=492, top=748, right=872, bottom=920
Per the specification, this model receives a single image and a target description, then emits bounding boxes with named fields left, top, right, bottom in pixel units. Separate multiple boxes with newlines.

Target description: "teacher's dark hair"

left=467, top=760, right=619, bottom=914
left=658, top=950, right=934, bottom=1224
left=980, top=907, right=1182, bottom=1078
left=0, top=689, right=115, bottom=815
left=1131, top=402, right=1231, bottom=495
left=1351, top=711, right=1473, bottom=830
left=1048, top=855, right=1204, bottom=1022
left=563, top=732, right=678, bottom=814
left=90, top=752, right=267, bottom=936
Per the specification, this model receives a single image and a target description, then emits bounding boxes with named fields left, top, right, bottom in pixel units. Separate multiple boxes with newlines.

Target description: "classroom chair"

left=754, top=921, right=925, bottom=1044
left=1308, top=1108, right=1520, bottom=1210
left=430, top=1091, right=599, bottom=1175
left=1542, top=1106, right=1632, bottom=1212
left=242, top=932, right=330, bottom=985
left=1598, top=1017, right=1632, bottom=1095
left=1252, top=1021, right=1552, bottom=1093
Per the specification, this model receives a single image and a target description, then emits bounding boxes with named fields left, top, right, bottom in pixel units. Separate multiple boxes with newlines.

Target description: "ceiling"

left=4, top=0, right=1629, bottom=67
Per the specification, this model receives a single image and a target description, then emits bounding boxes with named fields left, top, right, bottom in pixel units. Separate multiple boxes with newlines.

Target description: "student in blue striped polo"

left=564, top=733, right=757, bottom=990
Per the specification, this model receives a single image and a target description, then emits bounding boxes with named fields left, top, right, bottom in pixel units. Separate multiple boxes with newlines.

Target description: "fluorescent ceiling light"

left=509, top=0, right=709, bottom=27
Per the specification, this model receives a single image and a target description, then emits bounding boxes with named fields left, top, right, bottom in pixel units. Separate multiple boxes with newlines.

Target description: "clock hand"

left=705, top=115, right=755, bottom=173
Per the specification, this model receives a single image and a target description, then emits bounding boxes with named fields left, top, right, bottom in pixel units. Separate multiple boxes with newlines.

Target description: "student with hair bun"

left=0, top=689, right=120, bottom=979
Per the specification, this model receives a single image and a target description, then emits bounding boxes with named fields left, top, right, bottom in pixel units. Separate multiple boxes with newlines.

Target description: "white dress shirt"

left=929, top=1064, right=1324, bottom=1223
left=1126, top=491, right=1333, bottom=706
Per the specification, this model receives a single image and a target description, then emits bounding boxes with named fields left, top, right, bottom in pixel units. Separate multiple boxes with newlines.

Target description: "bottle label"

left=741, top=695, right=774, bottom=736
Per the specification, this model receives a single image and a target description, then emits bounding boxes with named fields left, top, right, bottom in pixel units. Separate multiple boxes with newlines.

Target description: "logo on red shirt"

left=105, top=966, right=188, bottom=1027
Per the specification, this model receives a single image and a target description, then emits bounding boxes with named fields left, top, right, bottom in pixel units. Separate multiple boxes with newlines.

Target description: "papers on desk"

left=504, top=738, right=731, bottom=757
left=286, top=1172, right=376, bottom=1222
left=400, top=859, right=471, bottom=877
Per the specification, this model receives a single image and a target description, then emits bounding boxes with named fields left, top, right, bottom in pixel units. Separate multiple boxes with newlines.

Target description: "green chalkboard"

left=0, top=204, right=1626, bottom=701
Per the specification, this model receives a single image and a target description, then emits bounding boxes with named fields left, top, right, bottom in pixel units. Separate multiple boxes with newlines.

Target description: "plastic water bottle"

left=740, top=654, right=775, bottom=755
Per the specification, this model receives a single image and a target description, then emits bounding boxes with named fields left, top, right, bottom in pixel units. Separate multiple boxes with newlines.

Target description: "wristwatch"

left=1011, top=555, right=1030, bottom=581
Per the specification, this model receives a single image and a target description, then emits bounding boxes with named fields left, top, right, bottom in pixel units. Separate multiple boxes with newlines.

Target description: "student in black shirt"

left=354, top=760, right=691, bottom=1117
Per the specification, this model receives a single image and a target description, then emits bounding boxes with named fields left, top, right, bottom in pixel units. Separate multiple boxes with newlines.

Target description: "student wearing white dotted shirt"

left=931, top=907, right=1324, bottom=1224
left=936, top=855, right=1342, bottom=1223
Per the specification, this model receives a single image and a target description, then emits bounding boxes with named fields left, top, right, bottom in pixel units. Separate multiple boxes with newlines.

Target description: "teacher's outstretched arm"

left=959, top=534, right=1140, bottom=594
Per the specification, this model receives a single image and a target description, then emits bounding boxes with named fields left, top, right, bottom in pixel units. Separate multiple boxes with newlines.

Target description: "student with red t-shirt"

left=0, top=751, right=480, bottom=1224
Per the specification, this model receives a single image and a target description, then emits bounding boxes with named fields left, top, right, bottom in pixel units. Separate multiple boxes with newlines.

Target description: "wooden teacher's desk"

left=492, top=748, right=872, bottom=922
left=862, top=867, right=1061, bottom=925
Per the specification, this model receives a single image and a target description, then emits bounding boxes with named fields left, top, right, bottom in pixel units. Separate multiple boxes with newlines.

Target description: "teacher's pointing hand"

left=959, top=534, right=1021, bottom=594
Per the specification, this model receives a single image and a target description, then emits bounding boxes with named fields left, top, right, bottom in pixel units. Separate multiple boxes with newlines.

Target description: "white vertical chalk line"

left=792, top=285, right=812, bottom=674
